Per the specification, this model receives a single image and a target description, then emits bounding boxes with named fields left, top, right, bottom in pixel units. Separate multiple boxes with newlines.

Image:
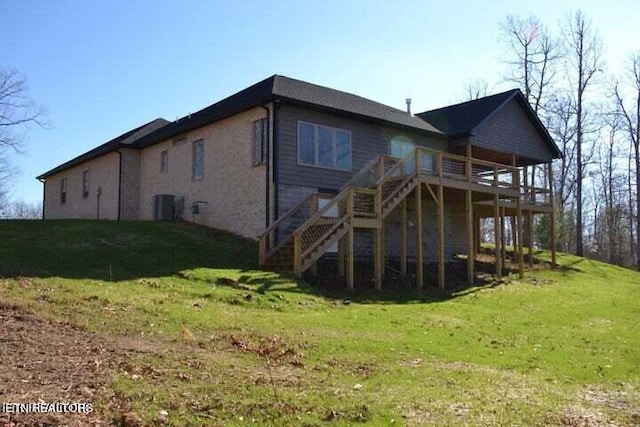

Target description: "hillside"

left=0, top=220, right=639, bottom=426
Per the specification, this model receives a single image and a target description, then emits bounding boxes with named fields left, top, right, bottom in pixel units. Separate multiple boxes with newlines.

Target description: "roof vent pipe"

left=406, top=98, right=412, bottom=114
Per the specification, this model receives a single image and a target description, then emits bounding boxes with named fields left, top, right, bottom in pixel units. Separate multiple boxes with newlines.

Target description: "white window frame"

left=192, top=139, right=204, bottom=181
left=297, top=121, right=352, bottom=171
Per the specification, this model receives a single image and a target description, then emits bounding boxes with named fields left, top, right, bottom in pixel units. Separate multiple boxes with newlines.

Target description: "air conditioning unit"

left=153, top=194, right=175, bottom=221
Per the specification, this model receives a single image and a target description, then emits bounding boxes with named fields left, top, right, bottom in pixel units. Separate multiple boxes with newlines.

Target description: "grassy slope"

left=1, top=220, right=639, bottom=426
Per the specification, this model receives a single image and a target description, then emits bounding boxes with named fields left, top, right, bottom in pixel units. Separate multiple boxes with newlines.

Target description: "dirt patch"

left=0, top=302, right=160, bottom=427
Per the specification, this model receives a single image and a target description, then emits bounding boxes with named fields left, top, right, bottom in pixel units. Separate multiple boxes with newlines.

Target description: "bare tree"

left=614, top=52, right=640, bottom=269
left=0, top=67, right=47, bottom=211
left=1, top=199, right=42, bottom=219
left=500, top=14, right=562, bottom=250
left=563, top=10, right=603, bottom=257
left=0, top=67, right=47, bottom=152
left=0, top=155, right=18, bottom=207
left=500, top=15, right=561, bottom=114
left=462, top=78, right=491, bottom=100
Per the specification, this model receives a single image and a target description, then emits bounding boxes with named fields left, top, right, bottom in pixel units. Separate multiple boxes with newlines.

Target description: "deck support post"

left=475, top=216, right=482, bottom=256
left=500, top=207, right=506, bottom=269
left=466, top=189, right=474, bottom=286
left=374, top=227, right=383, bottom=291
left=309, top=195, right=318, bottom=276
left=494, top=194, right=502, bottom=279
left=346, top=228, right=354, bottom=289
left=527, top=212, right=533, bottom=268
left=415, top=184, right=424, bottom=289
left=548, top=162, right=557, bottom=269
left=465, top=143, right=474, bottom=286
left=515, top=167, right=524, bottom=279
left=338, top=237, right=345, bottom=277
left=346, top=188, right=354, bottom=289
left=400, top=199, right=407, bottom=276
left=437, top=183, right=445, bottom=289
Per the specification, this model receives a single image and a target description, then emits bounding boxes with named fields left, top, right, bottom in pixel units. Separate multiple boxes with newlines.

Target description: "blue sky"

left=1, top=0, right=638, bottom=205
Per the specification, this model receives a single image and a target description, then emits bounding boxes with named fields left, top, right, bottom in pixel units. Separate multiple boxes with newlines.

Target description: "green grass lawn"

left=1, top=220, right=639, bottom=426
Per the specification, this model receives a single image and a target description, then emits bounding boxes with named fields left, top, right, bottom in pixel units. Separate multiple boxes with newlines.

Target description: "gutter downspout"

left=273, top=100, right=281, bottom=221
left=259, top=104, right=271, bottom=228
left=37, top=177, right=46, bottom=219
left=116, top=149, right=123, bottom=221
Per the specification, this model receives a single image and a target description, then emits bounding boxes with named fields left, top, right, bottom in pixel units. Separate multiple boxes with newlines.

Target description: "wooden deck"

left=260, top=146, right=556, bottom=289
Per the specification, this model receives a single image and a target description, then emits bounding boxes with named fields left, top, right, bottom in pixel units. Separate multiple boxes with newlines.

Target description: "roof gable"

left=417, top=89, right=561, bottom=159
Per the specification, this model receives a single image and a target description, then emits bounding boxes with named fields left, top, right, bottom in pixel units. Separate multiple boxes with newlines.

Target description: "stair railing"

left=259, top=192, right=332, bottom=265
left=376, top=150, right=417, bottom=211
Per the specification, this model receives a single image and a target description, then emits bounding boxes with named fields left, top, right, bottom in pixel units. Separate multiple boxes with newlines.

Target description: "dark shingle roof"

left=271, top=76, right=441, bottom=134
left=417, top=90, right=519, bottom=137
left=37, top=118, right=170, bottom=179
left=417, top=89, right=561, bottom=158
left=134, top=75, right=442, bottom=148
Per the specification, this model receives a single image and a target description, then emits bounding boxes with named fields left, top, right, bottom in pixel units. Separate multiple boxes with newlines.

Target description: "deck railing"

left=415, top=147, right=520, bottom=190
left=260, top=145, right=552, bottom=271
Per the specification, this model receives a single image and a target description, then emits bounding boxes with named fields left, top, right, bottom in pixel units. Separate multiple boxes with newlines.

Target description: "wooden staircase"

left=260, top=152, right=418, bottom=276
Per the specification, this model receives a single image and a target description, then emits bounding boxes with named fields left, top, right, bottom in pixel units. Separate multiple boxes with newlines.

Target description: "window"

left=82, top=170, right=90, bottom=198
left=160, top=150, right=169, bottom=173
left=60, top=178, right=67, bottom=204
left=192, top=139, right=204, bottom=180
left=253, top=118, right=268, bottom=166
left=297, top=121, right=351, bottom=170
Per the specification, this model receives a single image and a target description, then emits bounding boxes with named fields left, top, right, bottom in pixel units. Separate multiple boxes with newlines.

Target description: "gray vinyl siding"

left=276, top=104, right=446, bottom=191
left=472, top=99, right=554, bottom=163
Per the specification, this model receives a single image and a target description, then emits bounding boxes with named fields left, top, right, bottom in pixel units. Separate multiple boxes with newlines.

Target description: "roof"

left=417, top=89, right=561, bottom=158
left=133, top=75, right=442, bottom=148
left=271, top=75, right=441, bottom=134
left=36, top=118, right=170, bottom=179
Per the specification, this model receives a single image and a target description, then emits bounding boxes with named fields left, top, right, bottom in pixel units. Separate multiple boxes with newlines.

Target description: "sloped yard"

left=0, top=220, right=639, bottom=426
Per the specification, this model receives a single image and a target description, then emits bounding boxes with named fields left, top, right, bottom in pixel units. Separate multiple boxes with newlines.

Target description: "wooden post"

left=527, top=212, right=533, bottom=268
left=437, top=184, right=445, bottom=289
left=309, top=194, right=318, bottom=276
left=400, top=199, right=407, bottom=276
left=338, top=237, right=345, bottom=277
left=500, top=207, right=506, bottom=267
left=346, top=188, right=354, bottom=289
left=374, top=227, right=383, bottom=290
left=515, top=168, right=524, bottom=278
left=293, top=234, right=302, bottom=278
left=548, top=162, right=557, bottom=269
left=494, top=194, right=502, bottom=279
left=466, top=189, right=474, bottom=286
left=415, top=183, right=423, bottom=289
left=475, top=216, right=481, bottom=256
left=466, top=144, right=474, bottom=286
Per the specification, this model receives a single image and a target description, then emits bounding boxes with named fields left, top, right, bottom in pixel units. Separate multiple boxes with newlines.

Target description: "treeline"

left=473, top=11, right=639, bottom=269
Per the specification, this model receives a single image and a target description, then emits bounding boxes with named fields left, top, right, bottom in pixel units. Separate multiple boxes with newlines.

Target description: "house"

left=37, top=75, right=560, bottom=289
